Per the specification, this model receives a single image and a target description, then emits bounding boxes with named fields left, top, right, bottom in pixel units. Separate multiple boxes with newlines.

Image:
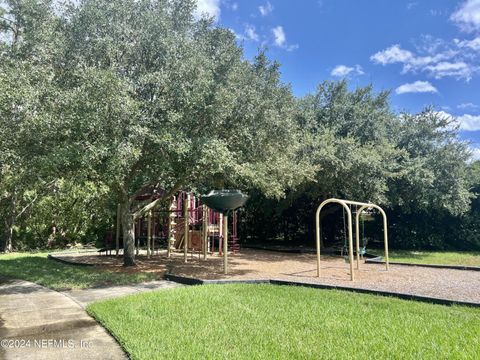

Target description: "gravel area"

left=51, top=249, right=480, bottom=304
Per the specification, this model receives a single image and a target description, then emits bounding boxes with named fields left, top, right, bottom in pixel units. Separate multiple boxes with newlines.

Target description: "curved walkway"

left=0, top=278, right=127, bottom=360
left=61, top=280, right=183, bottom=308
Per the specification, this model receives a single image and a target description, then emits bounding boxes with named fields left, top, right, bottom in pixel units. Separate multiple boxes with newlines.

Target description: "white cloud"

left=371, top=44, right=455, bottom=70
left=370, top=44, right=415, bottom=65
left=244, top=24, right=259, bottom=42
left=194, top=0, right=221, bottom=20
left=407, top=2, right=418, bottom=10
left=331, top=64, right=364, bottom=77
left=395, top=81, right=438, bottom=94
left=429, top=9, right=444, bottom=17
left=450, top=0, right=480, bottom=32
left=435, top=110, right=480, bottom=131
left=434, top=110, right=454, bottom=120
left=229, top=28, right=243, bottom=41
left=231, top=2, right=238, bottom=11
left=424, top=61, right=473, bottom=80
left=271, top=26, right=298, bottom=51
left=272, top=26, right=286, bottom=46
left=470, top=147, right=480, bottom=161
left=455, top=37, right=480, bottom=50
left=259, top=2, right=274, bottom=16
left=458, top=102, right=480, bottom=110
left=371, top=41, right=478, bottom=81
left=457, top=114, right=480, bottom=130
left=413, top=35, right=451, bottom=56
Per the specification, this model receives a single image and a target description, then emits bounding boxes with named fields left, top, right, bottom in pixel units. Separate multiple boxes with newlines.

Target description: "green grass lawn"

left=87, top=284, right=480, bottom=360
left=0, top=252, right=159, bottom=290
left=372, top=250, right=480, bottom=266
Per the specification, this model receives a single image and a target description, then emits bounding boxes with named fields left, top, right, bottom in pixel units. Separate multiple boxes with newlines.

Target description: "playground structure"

left=113, top=191, right=241, bottom=272
left=316, top=198, right=389, bottom=281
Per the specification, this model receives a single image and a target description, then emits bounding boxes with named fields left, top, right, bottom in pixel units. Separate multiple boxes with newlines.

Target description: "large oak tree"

left=52, top=0, right=309, bottom=265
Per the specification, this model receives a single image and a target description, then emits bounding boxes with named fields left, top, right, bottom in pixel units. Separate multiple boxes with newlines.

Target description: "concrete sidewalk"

left=61, top=280, right=183, bottom=308
left=0, top=278, right=184, bottom=359
left=0, top=279, right=127, bottom=360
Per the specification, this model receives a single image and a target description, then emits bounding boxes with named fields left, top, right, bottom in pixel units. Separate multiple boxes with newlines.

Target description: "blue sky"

left=196, top=0, right=480, bottom=156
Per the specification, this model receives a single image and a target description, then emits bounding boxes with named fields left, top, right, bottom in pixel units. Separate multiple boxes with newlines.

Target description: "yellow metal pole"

left=223, top=213, right=228, bottom=275
left=378, top=207, right=389, bottom=271
left=316, top=199, right=356, bottom=281
left=315, top=206, right=321, bottom=277
left=147, top=211, right=152, bottom=259
left=115, top=203, right=120, bottom=256
left=355, top=207, right=367, bottom=270
left=316, top=198, right=389, bottom=280
left=364, top=204, right=389, bottom=271
left=184, top=194, right=189, bottom=263
left=346, top=206, right=354, bottom=281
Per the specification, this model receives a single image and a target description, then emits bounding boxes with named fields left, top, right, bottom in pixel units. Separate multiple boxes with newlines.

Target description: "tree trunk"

left=2, top=191, right=17, bottom=252
left=2, top=217, right=14, bottom=253
left=119, top=195, right=136, bottom=266
left=5, top=217, right=14, bottom=252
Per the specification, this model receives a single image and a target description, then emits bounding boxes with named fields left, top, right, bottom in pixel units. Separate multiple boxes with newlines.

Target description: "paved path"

left=0, top=279, right=182, bottom=359
left=0, top=278, right=126, bottom=360
left=61, top=280, right=183, bottom=308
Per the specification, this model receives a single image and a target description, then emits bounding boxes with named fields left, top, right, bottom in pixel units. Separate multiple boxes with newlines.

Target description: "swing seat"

left=342, top=246, right=367, bottom=262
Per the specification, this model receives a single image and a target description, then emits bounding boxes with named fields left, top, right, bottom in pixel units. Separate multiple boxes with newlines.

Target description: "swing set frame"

left=315, top=198, right=389, bottom=281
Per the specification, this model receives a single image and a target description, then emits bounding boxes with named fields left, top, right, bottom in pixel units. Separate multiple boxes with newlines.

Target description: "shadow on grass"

left=0, top=254, right=160, bottom=291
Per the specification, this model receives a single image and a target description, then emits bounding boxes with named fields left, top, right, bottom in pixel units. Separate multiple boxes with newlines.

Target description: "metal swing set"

left=315, top=198, right=390, bottom=281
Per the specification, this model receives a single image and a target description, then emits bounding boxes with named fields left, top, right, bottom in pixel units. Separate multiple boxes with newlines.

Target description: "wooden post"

left=147, top=211, right=152, bottom=258
left=168, top=198, right=176, bottom=258
left=115, top=203, right=121, bottom=256
left=219, top=213, right=223, bottom=255
left=223, top=213, right=228, bottom=275
left=184, top=193, right=189, bottom=263
left=133, top=221, right=138, bottom=256
left=203, top=205, right=208, bottom=260
left=135, top=218, right=140, bottom=256
left=152, top=214, right=155, bottom=255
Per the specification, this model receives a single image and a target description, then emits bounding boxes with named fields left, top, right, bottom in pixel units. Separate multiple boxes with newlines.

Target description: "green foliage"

left=52, top=0, right=311, bottom=263
left=0, top=0, right=309, bottom=255
left=0, top=0, right=65, bottom=251
left=88, top=284, right=480, bottom=360
left=0, top=1, right=478, bottom=253
left=17, top=179, right=114, bottom=249
left=388, top=110, right=471, bottom=215
left=57, top=0, right=307, bottom=197
left=297, top=81, right=400, bottom=203
left=382, top=160, right=480, bottom=251
left=242, top=82, right=473, bottom=249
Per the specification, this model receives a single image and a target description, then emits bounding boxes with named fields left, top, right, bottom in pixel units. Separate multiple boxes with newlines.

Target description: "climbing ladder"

left=165, top=192, right=241, bottom=256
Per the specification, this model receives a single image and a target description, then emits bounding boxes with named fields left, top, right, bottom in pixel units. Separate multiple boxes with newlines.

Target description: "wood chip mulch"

left=52, top=249, right=480, bottom=304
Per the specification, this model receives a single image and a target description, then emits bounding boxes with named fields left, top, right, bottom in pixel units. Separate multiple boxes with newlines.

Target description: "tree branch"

left=132, top=177, right=186, bottom=219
